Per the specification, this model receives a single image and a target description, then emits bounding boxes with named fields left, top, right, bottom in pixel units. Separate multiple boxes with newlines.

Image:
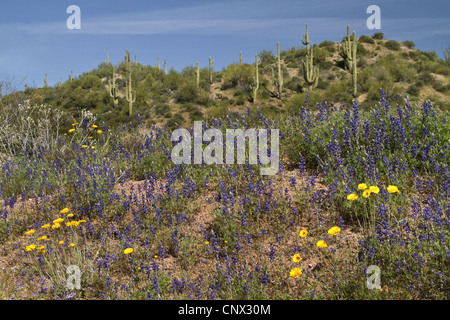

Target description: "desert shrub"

left=402, top=40, right=415, bottom=49
left=384, top=40, right=401, bottom=51
left=174, top=81, right=199, bottom=103
left=221, top=64, right=254, bottom=91
left=407, top=84, right=421, bottom=97
left=359, top=35, right=375, bottom=44
left=372, top=32, right=384, bottom=40
left=166, top=113, right=185, bottom=130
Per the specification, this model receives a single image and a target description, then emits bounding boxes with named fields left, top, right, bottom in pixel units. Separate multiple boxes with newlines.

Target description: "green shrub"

left=372, top=32, right=384, bottom=40
left=407, top=84, right=421, bottom=96
left=359, top=35, right=375, bottom=44
left=402, top=40, right=415, bottom=49
left=384, top=40, right=401, bottom=51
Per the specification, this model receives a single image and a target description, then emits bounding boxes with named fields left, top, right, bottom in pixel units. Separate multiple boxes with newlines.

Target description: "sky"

left=0, top=0, right=449, bottom=90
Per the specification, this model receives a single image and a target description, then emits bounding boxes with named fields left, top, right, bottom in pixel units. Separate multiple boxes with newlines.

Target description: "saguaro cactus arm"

left=301, top=24, right=311, bottom=50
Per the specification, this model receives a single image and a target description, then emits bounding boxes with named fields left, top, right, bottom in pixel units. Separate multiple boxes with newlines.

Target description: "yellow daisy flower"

left=25, top=244, right=36, bottom=252
left=363, top=189, right=372, bottom=198
left=347, top=193, right=358, bottom=201
left=328, top=226, right=341, bottom=236
left=357, top=183, right=368, bottom=190
left=292, top=253, right=303, bottom=263
left=289, top=268, right=302, bottom=278
left=25, top=229, right=36, bottom=236
left=316, top=240, right=328, bottom=248
left=369, top=186, right=380, bottom=194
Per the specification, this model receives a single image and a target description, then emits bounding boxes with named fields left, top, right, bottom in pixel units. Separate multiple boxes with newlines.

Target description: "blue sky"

left=0, top=0, right=449, bottom=90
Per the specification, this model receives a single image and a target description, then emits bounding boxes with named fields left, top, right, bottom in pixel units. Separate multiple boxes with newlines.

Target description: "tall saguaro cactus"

left=105, top=49, right=110, bottom=65
left=108, top=68, right=119, bottom=107
left=125, top=63, right=136, bottom=116
left=275, top=42, right=284, bottom=99
left=339, top=25, right=358, bottom=96
left=44, top=73, right=48, bottom=88
left=125, top=49, right=131, bottom=66
left=196, top=62, right=200, bottom=87
left=163, top=59, right=167, bottom=75
left=250, top=54, right=260, bottom=103
left=209, top=57, right=214, bottom=84
left=302, top=46, right=319, bottom=92
left=69, top=70, right=74, bottom=82
left=302, top=24, right=311, bottom=50
left=240, top=51, right=243, bottom=65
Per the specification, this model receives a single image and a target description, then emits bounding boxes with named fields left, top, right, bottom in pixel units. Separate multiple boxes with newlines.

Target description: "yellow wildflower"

left=124, top=248, right=133, bottom=254
left=38, top=236, right=48, bottom=241
left=97, top=130, right=103, bottom=134
left=37, top=245, right=45, bottom=250
left=292, top=253, right=302, bottom=263
left=347, top=193, right=358, bottom=201
left=25, top=244, right=36, bottom=252
left=369, top=186, right=380, bottom=194
left=92, top=125, right=98, bottom=128
left=299, top=229, right=308, bottom=238
left=25, top=229, right=36, bottom=236
left=290, top=268, right=302, bottom=278
left=328, top=226, right=341, bottom=236
left=68, top=129, right=75, bottom=133
left=387, top=185, right=400, bottom=194
left=59, top=241, right=64, bottom=245
left=363, top=189, right=372, bottom=198
left=72, top=122, right=79, bottom=126
left=316, top=240, right=328, bottom=248
left=68, top=243, right=75, bottom=248
left=53, top=218, right=64, bottom=224
left=41, top=224, right=51, bottom=229
left=67, top=213, right=74, bottom=218
left=52, top=223, right=61, bottom=230
left=60, top=208, right=69, bottom=214
left=358, top=183, right=368, bottom=190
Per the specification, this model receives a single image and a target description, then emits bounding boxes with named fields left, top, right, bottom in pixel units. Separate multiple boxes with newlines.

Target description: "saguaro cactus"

left=276, top=42, right=284, bottom=99
left=240, top=51, right=243, bottom=65
left=209, top=57, right=214, bottom=84
left=302, top=46, right=319, bottom=92
left=156, top=57, right=160, bottom=70
left=125, top=49, right=131, bottom=66
left=44, top=73, right=48, bottom=88
left=302, top=24, right=311, bottom=50
left=339, top=25, right=358, bottom=96
left=105, top=49, right=110, bottom=65
left=125, top=64, right=136, bottom=116
left=69, top=70, right=74, bottom=82
left=196, top=62, right=200, bottom=87
left=250, top=54, right=260, bottom=103
left=108, top=68, right=119, bottom=107
left=163, top=59, right=167, bottom=75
